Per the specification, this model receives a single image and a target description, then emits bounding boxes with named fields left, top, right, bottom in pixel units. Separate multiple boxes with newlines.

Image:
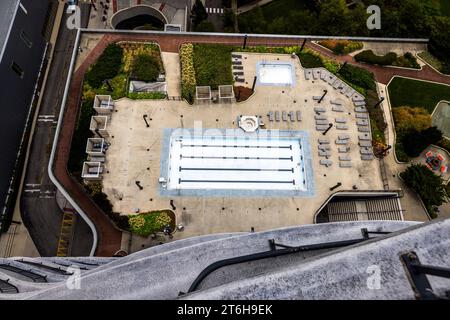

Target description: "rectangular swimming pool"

left=160, top=129, right=314, bottom=197
left=257, top=62, right=295, bottom=86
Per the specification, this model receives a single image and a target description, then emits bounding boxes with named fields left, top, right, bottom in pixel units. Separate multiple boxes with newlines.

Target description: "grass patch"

left=388, top=77, right=450, bottom=113
left=193, top=44, right=234, bottom=89
left=418, top=51, right=447, bottom=73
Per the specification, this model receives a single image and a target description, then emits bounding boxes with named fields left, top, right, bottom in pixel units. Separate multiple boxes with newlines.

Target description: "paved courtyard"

left=100, top=52, right=384, bottom=239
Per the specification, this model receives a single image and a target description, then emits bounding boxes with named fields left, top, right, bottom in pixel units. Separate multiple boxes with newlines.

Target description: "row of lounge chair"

left=267, top=110, right=301, bottom=122
left=306, top=68, right=375, bottom=162
left=232, top=53, right=245, bottom=83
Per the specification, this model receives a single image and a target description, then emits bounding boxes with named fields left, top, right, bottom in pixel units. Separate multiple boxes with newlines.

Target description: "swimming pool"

left=160, top=129, right=314, bottom=197
left=257, top=62, right=295, bottom=86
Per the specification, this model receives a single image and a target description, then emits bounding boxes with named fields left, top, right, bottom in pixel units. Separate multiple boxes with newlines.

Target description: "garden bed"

left=193, top=44, right=234, bottom=89
left=388, top=77, right=450, bottom=113
left=355, top=50, right=420, bottom=69
left=318, top=40, right=363, bottom=55
left=128, top=210, right=176, bottom=237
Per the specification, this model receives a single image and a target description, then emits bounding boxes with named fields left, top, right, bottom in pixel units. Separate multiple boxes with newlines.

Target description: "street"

left=20, top=3, right=93, bottom=256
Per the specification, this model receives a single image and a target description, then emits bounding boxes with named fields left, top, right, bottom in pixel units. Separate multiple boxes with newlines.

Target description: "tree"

left=85, top=43, right=123, bottom=88
left=131, top=54, right=160, bottom=82
left=317, top=0, right=351, bottom=35
left=192, top=0, right=208, bottom=28
left=400, top=164, right=448, bottom=216
left=392, top=106, right=431, bottom=137
left=194, top=20, right=215, bottom=32
left=402, top=126, right=443, bottom=157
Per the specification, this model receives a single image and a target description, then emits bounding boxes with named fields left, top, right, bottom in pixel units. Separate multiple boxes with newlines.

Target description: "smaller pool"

left=257, top=62, right=295, bottom=86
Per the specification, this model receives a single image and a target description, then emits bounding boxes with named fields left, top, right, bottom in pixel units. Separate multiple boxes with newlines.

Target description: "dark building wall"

left=0, top=0, right=52, bottom=229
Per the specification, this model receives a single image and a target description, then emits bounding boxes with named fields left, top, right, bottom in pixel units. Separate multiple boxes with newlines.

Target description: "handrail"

left=47, top=28, right=98, bottom=257
left=186, top=235, right=382, bottom=293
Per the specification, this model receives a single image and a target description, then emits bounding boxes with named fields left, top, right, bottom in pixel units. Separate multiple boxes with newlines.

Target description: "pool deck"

left=100, top=52, right=385, bottom=239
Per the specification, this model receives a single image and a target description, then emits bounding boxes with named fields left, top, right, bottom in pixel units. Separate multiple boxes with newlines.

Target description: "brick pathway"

left=55, top=33, right=450, bottom=256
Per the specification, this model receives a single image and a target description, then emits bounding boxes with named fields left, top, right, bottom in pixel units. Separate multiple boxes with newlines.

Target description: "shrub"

left=85, top=43, right=124, bottom=88
left=84, top=182, right=130, bottom=230
left=297, top=51, right=323, bottom=68
left=68, top=98, right=95, bottom=173
left=338, top=63, right=376, bottom=91
left=129, top=210, right=174, bottom=237
left=395, top=143, right=409, bottom=162
left=319, top=40, right=363, bottom=55
left=355, top=50, right=398, bottom=66
left=180, top=44, right=197, bottom=103
left=127, top=92, right=166, bottom=100
left=131, top=54, right=160, bottom=82
left=400, top=164, right=448, bottom=217
left=366, top=89, right=387, bottom=145
left=392, top=106, right=431, bottom=137
left=193, top=44, right=233, bottom=89
left=402, top=126, right=443, bottom=157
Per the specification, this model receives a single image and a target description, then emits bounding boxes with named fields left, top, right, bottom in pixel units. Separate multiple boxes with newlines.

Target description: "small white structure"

left=86, top=138, right=107, bottom=157
left=90, top=116, right=109, bottom=137
left=81, top=162, right=103, bottom=181
left=94, top=95, right=114, bottom=115
left=195, top=86, right=211, bottom=101
left=239, top=116, right=259, bottom=133
left=218, top=85, right=235, bottom=103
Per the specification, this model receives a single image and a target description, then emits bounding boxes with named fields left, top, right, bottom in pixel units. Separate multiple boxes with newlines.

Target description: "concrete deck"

left=101, top=52, right=384, bottom=239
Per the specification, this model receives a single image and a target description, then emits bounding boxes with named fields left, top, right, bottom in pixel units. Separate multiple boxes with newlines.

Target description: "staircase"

left=323, top=197, right=403, bottom=223
left=56, top=208, right=75, bottom=257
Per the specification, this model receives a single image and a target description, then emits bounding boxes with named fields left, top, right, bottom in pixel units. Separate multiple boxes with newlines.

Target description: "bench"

left=318, top=138, right=330, bottom=144
left=296, top=110, right=302, bottom=121
left=359, top=141, right=372, bottom=147
left=335, top=118, right=347, bottom=123
left=320, top=159, right=333, bottom=167
left=358, top=126, right=370, bottom=132
left=338, top=146, right=350, bottom=153
left=336, top=124, right=349, bottom=130
left=275, top=111, right=280, bottom=122
left=339, top=162, right=352, bottom=168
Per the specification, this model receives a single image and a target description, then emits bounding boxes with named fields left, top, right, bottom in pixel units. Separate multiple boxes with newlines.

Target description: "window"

left=20, top=30, right=32, bottom=48
left=11, top=62, right=24, bottom=78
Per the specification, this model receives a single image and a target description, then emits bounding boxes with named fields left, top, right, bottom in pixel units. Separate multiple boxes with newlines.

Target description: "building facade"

left=0, top=0, right=57, bottom=231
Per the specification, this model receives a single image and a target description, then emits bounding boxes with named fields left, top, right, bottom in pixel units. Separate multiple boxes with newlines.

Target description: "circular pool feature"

left=238, top=116, right=259, bottom=132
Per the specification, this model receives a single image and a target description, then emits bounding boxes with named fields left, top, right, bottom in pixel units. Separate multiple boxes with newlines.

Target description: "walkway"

left=161, top=52, right=181, bottom=97
left=307, top=42, right=450, bottom=85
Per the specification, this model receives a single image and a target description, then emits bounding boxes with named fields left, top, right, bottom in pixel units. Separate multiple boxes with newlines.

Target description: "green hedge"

left=355, top=50, right=398, bottom=66
left=338, top=63, right=377, bottom=92
left=127, top=92, right=166, bottom=100
left=85, top=44, right=124, bottom=88
left=131, top=54, right=159, bottom=82
left=68, top=98, right=95, bottom=174
left=193, top=44, right=234, bottom=89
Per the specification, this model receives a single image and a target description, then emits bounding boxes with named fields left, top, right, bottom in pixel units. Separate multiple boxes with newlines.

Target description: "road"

left=20, top=3, right=93, bottom=257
